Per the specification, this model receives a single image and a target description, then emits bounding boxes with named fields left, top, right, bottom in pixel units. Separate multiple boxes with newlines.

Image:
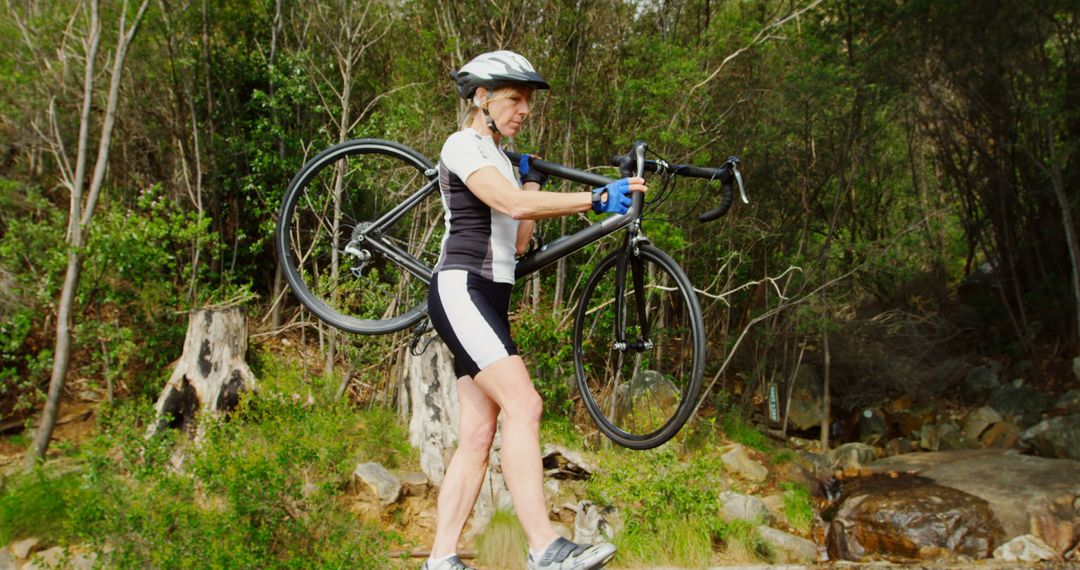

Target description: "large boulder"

left=870, top=450, right=1080, bottom=554
left=828, top=442, right=878, bottom=470
left=961, top=365, right=1000, bottom=403
left=721, top=444, right=768, bottom=482
left=757, top=525, right=817, bottom=563
left=1019, top=414, right=1080, bottom=460
left=826, top=475, right=1004, bottom=562
left=720, top=491, right=772, bottom=523
left=989, top=383, right=1053, bottom=426
left=785, top=366, right=824, bottom=431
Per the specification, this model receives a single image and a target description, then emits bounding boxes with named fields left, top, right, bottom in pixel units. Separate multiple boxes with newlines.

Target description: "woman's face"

left=479, top=86, right=533, bottom=136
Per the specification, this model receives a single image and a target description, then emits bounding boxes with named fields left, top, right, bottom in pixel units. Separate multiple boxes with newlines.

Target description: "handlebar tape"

left=698, top=181, right=734, bottom=222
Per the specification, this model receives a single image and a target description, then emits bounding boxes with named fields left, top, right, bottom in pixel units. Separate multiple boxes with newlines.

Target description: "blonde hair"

left=460, top=85, right=533, bottom=130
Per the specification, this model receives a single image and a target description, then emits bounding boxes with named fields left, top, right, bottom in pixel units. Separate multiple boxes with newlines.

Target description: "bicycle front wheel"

left=573, top=244, right=705, bottom=449
left=276, top=139, right=442, bottom=334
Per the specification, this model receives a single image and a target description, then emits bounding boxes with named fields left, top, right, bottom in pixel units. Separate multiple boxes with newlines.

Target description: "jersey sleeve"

left=441, top=131, right=499, bottom=183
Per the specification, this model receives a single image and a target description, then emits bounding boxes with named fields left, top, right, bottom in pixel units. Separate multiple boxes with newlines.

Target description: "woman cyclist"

left=423, top=50, right=645, bottom=570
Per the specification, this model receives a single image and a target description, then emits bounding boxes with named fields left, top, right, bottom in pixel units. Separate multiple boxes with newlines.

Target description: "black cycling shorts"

left=427, top=269, right=519, bottom=378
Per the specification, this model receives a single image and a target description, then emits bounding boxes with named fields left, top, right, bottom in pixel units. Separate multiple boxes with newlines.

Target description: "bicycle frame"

left=353, top=150, right=646, bottom=287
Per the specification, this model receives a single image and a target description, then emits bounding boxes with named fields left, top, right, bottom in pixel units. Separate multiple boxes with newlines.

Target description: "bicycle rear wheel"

left=573, top=244, right=704, bottom=449
left=275, top=139, right=442, bottom=334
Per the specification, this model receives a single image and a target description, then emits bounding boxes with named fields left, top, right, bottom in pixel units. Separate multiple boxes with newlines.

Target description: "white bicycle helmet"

left=452, top=50, right=550, bottom=100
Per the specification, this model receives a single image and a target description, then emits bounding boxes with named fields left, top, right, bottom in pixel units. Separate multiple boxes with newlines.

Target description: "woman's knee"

left=505, top=389, right=542, bottom=427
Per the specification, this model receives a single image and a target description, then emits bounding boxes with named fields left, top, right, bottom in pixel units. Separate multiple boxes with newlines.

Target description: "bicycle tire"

left=275, top=139, right=442, bottom=334
left=573, top=244, right=705, bottom=449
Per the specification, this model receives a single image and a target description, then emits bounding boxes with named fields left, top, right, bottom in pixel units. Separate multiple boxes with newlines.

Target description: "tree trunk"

left=148, top=308, right=257, bottom=436
left=403, top=339, right=509, bottom=540
left=26, top=0, right=150, bottom=469
left=820, top=321, right=831, bottom=451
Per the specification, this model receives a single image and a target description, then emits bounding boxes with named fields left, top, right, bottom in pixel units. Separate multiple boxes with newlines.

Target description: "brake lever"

left=724, top=156, right=748, bottom=204
left=734, top=164, right=748, bottom=204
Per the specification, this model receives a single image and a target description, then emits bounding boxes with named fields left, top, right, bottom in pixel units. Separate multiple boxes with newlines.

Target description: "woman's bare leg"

left=473, top=355, right=559, bottom=552
left=429, top=376, right=500, bottom=558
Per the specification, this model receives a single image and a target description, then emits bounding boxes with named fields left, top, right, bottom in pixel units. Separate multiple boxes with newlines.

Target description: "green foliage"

left=722, top=412, right=772, bottom=453
left=780, top=481, right=814, bottom=535
left=0, top=353, right=412, bottom=568
left=587, top=448, right=736, bottom=565
left=513, top=303, right=576, bottom=420
left=0, top=468, right=90, bottom=545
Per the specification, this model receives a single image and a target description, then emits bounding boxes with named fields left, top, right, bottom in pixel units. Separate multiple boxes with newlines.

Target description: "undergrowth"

left=0, top=352, right=413, bottom=568
left=586, top=446, right=772, bottom=565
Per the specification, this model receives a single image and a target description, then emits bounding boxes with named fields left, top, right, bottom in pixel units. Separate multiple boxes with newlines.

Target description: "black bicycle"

left=275, top=139, right=745, bottom=449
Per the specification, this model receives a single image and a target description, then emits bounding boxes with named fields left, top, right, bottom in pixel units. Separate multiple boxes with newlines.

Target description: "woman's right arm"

left=465, top=167, right=646, bottom=221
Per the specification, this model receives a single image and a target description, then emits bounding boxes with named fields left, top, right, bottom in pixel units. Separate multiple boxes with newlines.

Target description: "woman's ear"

left=473, top=86, right=488, bottom=108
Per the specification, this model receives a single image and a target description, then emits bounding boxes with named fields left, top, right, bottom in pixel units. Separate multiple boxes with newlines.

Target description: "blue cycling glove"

left=519, top=154, right=548, bottom=188
left=592, top=178, right=633, bottom=215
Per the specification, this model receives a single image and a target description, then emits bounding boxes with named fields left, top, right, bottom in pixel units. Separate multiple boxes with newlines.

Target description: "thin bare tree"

left=23, top=0, right=151, bottom=469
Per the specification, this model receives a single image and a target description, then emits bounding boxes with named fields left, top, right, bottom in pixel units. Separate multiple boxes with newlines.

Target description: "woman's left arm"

left=515, top=181, right=539, bottom=255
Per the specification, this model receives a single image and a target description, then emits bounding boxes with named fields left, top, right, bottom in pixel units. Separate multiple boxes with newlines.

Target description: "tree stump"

left=402, top=337, right=510, bottom=539
left=148, top=308, right=257, bottom=436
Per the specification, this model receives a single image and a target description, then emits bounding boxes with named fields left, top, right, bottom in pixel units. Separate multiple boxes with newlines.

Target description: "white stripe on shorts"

left=436, top=270, right=510, bottom=370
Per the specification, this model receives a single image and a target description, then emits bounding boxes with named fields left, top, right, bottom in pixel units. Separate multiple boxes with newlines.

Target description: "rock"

left=1057, top=389, right=1080, bottom=411
left=938, top=421, right=978, bottom=450
left=785, top=367, right=824, bottom=431
left=722, top=445, right=768, bottom=482
left=10, top=538, right=40, bottom=560
left=761, top=494, right=788, bottom=527
left=23, top=546, right=65, bottom=570
left=541, top=445, right=597, bottom=480
left=720, top=491, right=772, bottom=523
left=963, top=406, right=1003, bottom=440
left=981, top=421, right=1021, bottom=448
left=828, top=442, right=877, bottom=470
left=891, top=404, right=936, bottom=439
left=399, top=471, right=430, bottom=497
left=990, top=383, right=1053, bottom=425
left=0, top=550, right=14, bottom=570
left=856, top=408, right=888, bottom=445
left=353, top=462, right=402, bottom=507
left=919, top=424, right=940, bottom=451
left=961, top=365, right=1000, bottom=403
left=757, top=525, right=817, bottom=564
left=870, top=449, right=1080, bottom=553
left=826, top=475, right=1004, bottom=561
left=993, top=534, right=1059, bottom=562
left=1019, top=413, right=1080, bottom=460
left=883, top=437, right=916, bottom=457
left=573, top=501, right=621, bottom=544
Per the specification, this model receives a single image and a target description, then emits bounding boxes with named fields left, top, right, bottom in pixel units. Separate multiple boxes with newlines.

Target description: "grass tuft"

left=475, top=509, right=528, bottom=569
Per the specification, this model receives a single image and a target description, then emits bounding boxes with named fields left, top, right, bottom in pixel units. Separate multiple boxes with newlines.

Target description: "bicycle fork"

left=612, top=226, right=654, bottom=354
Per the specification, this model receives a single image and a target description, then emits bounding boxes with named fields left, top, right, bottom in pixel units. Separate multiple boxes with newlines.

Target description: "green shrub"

left=0, top=468, right=90, bottom=545
left=13, top=352, right=416, bottom=569
left=586, top=448, right=729, bottom=565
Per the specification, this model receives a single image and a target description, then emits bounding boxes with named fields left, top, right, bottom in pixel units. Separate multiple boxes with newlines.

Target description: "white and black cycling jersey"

left=434, top=129, right=520, bottom=284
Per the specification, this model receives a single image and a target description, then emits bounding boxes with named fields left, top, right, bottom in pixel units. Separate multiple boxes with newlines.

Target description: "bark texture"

left=148, top=308, right=257, bottom=436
